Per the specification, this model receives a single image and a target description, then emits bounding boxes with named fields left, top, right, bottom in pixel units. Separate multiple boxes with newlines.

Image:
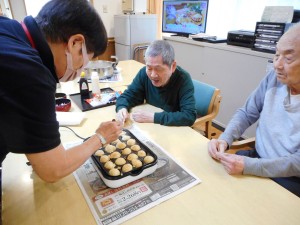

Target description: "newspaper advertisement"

left=70, top=125, right=201, bottom=225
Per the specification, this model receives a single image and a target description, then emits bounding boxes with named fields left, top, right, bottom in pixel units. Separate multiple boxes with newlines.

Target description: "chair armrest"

left=192, top=114, right=214, bottom=126
left=230, top=137, right=256, bottom=149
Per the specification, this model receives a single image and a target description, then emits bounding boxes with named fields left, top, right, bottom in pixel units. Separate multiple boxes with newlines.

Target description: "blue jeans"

left=236, top=150, right=300, bottom=198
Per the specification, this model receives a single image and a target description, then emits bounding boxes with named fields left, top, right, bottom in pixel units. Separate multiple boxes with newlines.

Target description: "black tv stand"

left=171, top=33, right=189, bottom=38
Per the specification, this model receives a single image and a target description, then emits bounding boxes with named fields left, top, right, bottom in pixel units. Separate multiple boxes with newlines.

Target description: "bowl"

left=55, top=98, right=71, bottom=112
left=84, top=56, right=118, bottom=80
left=55, top=93, right=67, bottom=99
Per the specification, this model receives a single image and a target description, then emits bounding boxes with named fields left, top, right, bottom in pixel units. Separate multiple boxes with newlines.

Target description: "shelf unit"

left=252, top=22, right=292, bottom=53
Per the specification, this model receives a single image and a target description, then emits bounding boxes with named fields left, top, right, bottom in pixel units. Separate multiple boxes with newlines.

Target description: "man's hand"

left=116, top=108, right=129, bottom=125
left=95, top=120, right=123, bottom=144
left=132, top=110, right=154, bottom=123
left=217, top=153, right=245, bottom=175
left=208, top=139, right=228, bottom=160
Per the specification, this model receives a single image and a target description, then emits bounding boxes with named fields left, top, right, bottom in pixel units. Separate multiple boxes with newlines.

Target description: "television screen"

left=162, top=0, right=209, bottom=37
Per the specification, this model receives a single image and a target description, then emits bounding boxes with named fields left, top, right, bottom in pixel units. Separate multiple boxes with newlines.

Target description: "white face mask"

left=59, top=42, right=90, bottom=82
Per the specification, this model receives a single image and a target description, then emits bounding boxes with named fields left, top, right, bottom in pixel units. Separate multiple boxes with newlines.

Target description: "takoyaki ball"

left=104, top=161, right=115, bottom=170
left=115, top=157, right=126, bottom=166
left=111, top=139, right=121, bottom=145
left=105, top=144, right=116, bottom=153
left=143, top=156, right=154, bottom=164
left=116, top=142, right=126, bottom=149
left=121, top=135, right=130, bottom=141
left=131, top=159, right=143, bottom=168
left=126, top=139, right=136, bottom=146
left=122, top=163, right=133, bottom=173
left=94, top=150, right=104, bottom=156
left=131, top=145, right=141, bottom=151
left=110, top=151, right=121, bottom=159
left=120, top=131, right=126, bottom=136
left=100, top=155, right=110, bottom=163
left=127, top=153, right=138, bottom=161
left=109, top=168, right=120, bottom=176
left=137, top=150, right=146, bottom=157
left=122, top=147, right=131, bottom=155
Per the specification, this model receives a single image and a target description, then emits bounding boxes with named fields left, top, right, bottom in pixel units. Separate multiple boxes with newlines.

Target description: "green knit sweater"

left=116, top=66, right=196, bottom=126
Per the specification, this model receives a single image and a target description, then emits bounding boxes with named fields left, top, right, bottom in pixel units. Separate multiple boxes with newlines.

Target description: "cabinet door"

left=166, top=38, right=274, bottom=137
left=115, top=43, right=131, bottom=61
left=166, top=40, right=206, bottom=79
left=201, top=47, right=271, bottom=137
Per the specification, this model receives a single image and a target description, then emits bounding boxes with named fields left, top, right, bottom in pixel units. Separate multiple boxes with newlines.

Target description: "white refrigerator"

left=114, top=14, right=157, bottom=61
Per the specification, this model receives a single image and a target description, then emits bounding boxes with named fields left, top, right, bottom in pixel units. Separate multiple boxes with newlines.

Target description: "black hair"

left=35, top=0, right=107, bottom=58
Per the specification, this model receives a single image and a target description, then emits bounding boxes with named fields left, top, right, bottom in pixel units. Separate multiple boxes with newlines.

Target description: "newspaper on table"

left=67, top=125, right=201, bottom=225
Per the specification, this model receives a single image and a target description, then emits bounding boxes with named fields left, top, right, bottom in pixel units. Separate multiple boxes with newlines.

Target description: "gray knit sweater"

left=220, top=70, right=300, bottom=178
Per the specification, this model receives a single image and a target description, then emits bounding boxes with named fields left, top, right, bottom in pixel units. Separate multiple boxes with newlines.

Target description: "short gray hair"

left=284, top=22, right=300, bottom=38
left=145, top=40, right=175, bottom=67
left=278, top=22, right=300, bottom=45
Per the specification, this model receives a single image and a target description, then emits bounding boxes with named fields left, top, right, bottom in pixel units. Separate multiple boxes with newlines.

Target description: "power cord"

left=26, top=126, right=88, bottom=167
left=59, top=125, right=87, bottom=140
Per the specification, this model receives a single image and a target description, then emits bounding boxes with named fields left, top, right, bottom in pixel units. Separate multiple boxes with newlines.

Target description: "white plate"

left=56, top=112, right=86, bottom=126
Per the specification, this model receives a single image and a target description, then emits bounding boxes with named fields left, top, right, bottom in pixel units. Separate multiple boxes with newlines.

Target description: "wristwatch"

left=95, top=133, right=107, bottom=145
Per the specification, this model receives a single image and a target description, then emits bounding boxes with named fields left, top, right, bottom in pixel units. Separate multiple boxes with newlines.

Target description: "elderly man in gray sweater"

left=208, top=22, right=300, bottom=197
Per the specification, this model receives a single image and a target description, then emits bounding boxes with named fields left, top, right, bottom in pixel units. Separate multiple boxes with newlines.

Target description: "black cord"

left=59, top=126, right=86, bottom=140
left=26, top=126, right=88, bottom=167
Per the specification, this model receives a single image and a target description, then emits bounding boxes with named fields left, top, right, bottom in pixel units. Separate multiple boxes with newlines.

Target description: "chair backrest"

left=133, top=43, right=149, bottom=64
left=192, top=79, right=218, bottom=117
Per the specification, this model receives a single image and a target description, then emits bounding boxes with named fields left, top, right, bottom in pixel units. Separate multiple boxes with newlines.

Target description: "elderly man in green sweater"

left=116, top=40, right=196, bottom=126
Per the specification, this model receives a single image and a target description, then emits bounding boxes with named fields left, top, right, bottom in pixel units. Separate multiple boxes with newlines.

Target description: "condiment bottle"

left=91, top=71, right=101, bottom=97
left=79, top=71, right=89, bottom=97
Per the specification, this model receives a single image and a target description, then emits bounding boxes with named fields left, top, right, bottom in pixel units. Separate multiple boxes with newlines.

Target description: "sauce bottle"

left=79, top=71, right=89, bottom=97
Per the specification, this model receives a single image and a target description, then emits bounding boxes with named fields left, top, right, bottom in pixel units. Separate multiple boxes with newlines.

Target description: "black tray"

left=91, top=129, right=158, bottom=180
left=69, top=87, right=116, bottom=112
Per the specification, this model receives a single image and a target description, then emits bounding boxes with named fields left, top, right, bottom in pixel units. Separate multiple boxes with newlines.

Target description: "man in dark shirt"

left=116, top=40, right=196, bottom=126
left=0, top=0, right=122, bottom=183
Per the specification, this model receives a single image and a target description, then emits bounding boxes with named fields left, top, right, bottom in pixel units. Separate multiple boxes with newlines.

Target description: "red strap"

left=21, top=21, right=36, bottom=49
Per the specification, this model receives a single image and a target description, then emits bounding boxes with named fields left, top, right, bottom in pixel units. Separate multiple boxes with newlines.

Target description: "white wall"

left=93, top=0, right=122, bottom=37
left=206, top=0, right=300, bottom=38
left=24, top=0, right=49, bottom=17
left=22, top=0, right=122, bottom=37
left=11, top=0, right=300, bottom=37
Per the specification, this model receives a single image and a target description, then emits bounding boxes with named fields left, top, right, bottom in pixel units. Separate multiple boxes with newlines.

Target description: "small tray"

left=91, top=129, right=158, bottom=188
left=69, top=87, right=116, bottom=112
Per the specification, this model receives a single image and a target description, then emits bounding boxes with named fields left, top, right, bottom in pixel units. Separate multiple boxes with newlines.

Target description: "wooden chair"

left=227, top=137, right=256, bottom=153
left=133, top=43, right=149, bottom=64
left=231, top=137, right=256, bottom=149
left=191, top=80, right=222, bottom=139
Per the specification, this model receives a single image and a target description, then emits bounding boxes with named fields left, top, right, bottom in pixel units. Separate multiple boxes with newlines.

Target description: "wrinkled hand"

left=95, top=120, right=123, bottom=144
left=208, top=139, right=228, bottom=160
left=216, top=153, right=245, bottom=175
left=132, top=111, right=154, bottom=123
left=116, top=108, right=129, bottom=125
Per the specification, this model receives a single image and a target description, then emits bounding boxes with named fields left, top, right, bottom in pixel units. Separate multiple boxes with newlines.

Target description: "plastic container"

left=91, top=71, right=101, bottom=97
left=79, top=71, right=89, bottom=97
